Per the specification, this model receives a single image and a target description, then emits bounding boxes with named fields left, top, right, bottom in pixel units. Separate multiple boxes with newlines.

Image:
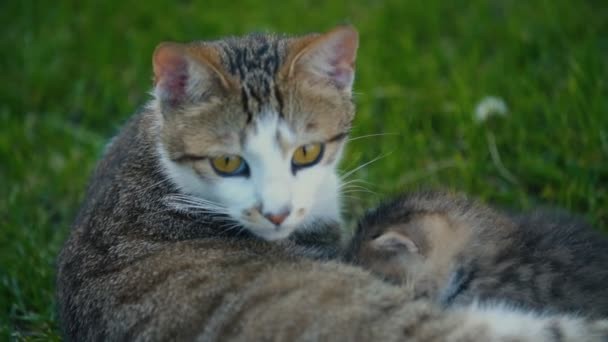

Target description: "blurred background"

left=2, top=0, right=607, bottom=339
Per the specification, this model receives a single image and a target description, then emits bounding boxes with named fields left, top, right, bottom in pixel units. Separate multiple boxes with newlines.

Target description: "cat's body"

left=346, top=191, right=608, bottom=318
left=58, top=28, right=608, bottom=341
left=55, top=128, right=608, bottom=340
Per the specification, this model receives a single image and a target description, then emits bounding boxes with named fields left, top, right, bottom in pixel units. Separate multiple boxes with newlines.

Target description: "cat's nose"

left=263, top=210, right=290, bottom=226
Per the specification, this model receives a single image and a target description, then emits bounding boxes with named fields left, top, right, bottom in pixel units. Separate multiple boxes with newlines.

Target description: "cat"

left=345, top=190, right=608, bottom=318
left=57, top=27, right=608, bottom=341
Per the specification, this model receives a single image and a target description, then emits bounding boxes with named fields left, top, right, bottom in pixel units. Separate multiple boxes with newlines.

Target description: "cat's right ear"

left=153, top=42, right=230, bottom=112
left=371, top=231, right=419, bottom=254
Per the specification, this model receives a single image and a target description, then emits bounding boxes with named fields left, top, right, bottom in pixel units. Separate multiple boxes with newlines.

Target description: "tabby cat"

left=345, top=191, right=608, bottom=318
left=57, top=27, right=608, bottom=341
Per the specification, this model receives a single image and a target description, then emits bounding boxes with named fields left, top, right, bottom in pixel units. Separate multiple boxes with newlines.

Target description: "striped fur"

left=57, top=28, right=608, bottom=341
left=346, top=191, right=608, bottom=318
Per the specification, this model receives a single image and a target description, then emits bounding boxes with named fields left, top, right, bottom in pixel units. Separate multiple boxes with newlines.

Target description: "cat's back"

left=469, top=209, right=608, bottom=318
left=517, top=209, right=608, bottom=305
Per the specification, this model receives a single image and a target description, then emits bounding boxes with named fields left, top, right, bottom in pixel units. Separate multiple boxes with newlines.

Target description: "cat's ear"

left=153, top=42, right=230, bottom=111
left=288, top=26, right=358, bottom=92
left=371, top=231, right=419, bottom=254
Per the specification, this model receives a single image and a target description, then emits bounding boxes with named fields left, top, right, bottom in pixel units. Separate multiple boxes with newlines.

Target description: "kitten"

left=57, top=27, right=608, bottom=341
left=345, top=190, right=608, bottom=318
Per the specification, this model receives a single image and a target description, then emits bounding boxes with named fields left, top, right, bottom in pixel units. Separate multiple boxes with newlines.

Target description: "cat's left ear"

left=288, top=26, right=359, bottom=92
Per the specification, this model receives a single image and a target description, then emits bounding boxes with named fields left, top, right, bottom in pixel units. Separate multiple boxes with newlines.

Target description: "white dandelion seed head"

left=474, top=96, right=508, bottom=123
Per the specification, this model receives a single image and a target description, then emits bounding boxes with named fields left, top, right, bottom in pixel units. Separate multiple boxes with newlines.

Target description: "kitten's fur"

left=346, top=191, right=608, bottom=318
left=57, top=28, right=608, bottom=341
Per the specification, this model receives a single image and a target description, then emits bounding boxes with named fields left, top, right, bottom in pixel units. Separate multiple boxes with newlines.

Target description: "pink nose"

left=264, top=212, right=290, bottom=226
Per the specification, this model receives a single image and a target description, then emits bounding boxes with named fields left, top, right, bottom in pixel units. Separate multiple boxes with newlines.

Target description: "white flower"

left=474, top=96, right=508, bottom=123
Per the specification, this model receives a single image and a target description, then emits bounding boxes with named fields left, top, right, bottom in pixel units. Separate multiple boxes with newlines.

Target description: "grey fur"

left=346, top=191, right=608, bottom=318
left=57, top=29, right=608, bottom=341
left=216, top=34, right=289, bottom=118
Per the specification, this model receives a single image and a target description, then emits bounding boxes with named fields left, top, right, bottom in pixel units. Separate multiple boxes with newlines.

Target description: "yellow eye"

left=210, top=155, right=247, bottom=176
left=292, top=143, right=324, bottom=168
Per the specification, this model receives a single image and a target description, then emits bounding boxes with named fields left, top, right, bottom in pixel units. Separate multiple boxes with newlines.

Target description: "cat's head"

left=152, top=26, right=358, bottom=240
left=345, top=192, right=478, bottom=288
left=344, top=206, right=432, bottom=285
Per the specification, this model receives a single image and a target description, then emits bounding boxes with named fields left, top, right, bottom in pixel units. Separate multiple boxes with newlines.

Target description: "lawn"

left=2, top=0, right=607, bottom=339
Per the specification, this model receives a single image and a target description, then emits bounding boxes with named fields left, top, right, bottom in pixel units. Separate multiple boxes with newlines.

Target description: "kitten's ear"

left=288, top=26, right=358, bottom=92
left=371, top=231, right=419, bottom=254
left=153, top=42, right=230, bottom=111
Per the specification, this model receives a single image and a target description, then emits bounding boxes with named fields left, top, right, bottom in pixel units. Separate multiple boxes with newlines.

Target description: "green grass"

left=2, top=0, right=607, bottom=339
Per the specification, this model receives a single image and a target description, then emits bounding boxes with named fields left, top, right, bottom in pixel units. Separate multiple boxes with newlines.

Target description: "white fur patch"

left=456, top=300, right=593, bottom=341
left=158, top=109, right=342, bottom=241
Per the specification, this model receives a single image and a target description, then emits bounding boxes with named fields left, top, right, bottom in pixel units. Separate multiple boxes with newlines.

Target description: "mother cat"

left=57, top=26, right=608, bottom=341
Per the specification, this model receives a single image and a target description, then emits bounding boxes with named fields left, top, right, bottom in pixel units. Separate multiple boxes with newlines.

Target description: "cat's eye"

left=210, top=155, right=249, bottom=177
left=292, top=143, right=324, bottom=169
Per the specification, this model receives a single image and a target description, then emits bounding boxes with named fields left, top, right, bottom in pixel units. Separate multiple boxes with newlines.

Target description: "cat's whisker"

left=339, top=183, right=376, bottom=192
left=186, top=214, right=233, bottom=231
left=222, top=224, right=242, bottom=234
left=183, top=207, right=230, bottom=215
left=165, top=193, right=226, bottom=205
left=340, top=189, right=377, bottom=196
left=338, top=178, right=375, bottom=189
left=340, top=190, right=377, bottom=197
left=339, top=178, right=379, bottom=203
left=141, top=177, right=174, bottom=193
left=347, top=132, right=399, bottom=143
left=167, top=200, right=227, bottom=211
left=347, top=192, right=376, bottom=198
left=218, top=221, right=245, bottom=235
left=340, top=151, right=393, bottom=181
left=169, top=200, right=227, bottom=211
left=164, top=194, right=228, bottom=211
left=165, top=199, right=231, bottom=216
left=340, top=187, right=378, bottom=195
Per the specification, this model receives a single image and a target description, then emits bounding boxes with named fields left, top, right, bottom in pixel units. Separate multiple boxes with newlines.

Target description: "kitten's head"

left=345, top=208, right=434, bottom=285
left=152, top=27, right=358, bottom=240
left=345, top=192, right=474, bottom=288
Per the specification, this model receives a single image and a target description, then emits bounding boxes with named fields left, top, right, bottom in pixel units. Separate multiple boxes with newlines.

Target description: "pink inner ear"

left=153, top=44, right=189, bottom=106
left=324, top=28, right=358, bottom=89
left=296, top=26, right=358, bottom=90
left=330, top=67, right=354, bottom=90
left=372, top=231, right=419, bottom=254
left=329, top=28, right=358, bottom=68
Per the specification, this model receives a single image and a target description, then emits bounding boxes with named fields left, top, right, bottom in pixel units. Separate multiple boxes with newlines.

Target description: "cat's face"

left=152, top=27, right=357, bottom=240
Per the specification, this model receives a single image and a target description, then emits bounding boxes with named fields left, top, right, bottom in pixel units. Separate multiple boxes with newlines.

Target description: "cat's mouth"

left=237, top=206, right=309, bottom=240
left=246, top=223, right=295, bottom=241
